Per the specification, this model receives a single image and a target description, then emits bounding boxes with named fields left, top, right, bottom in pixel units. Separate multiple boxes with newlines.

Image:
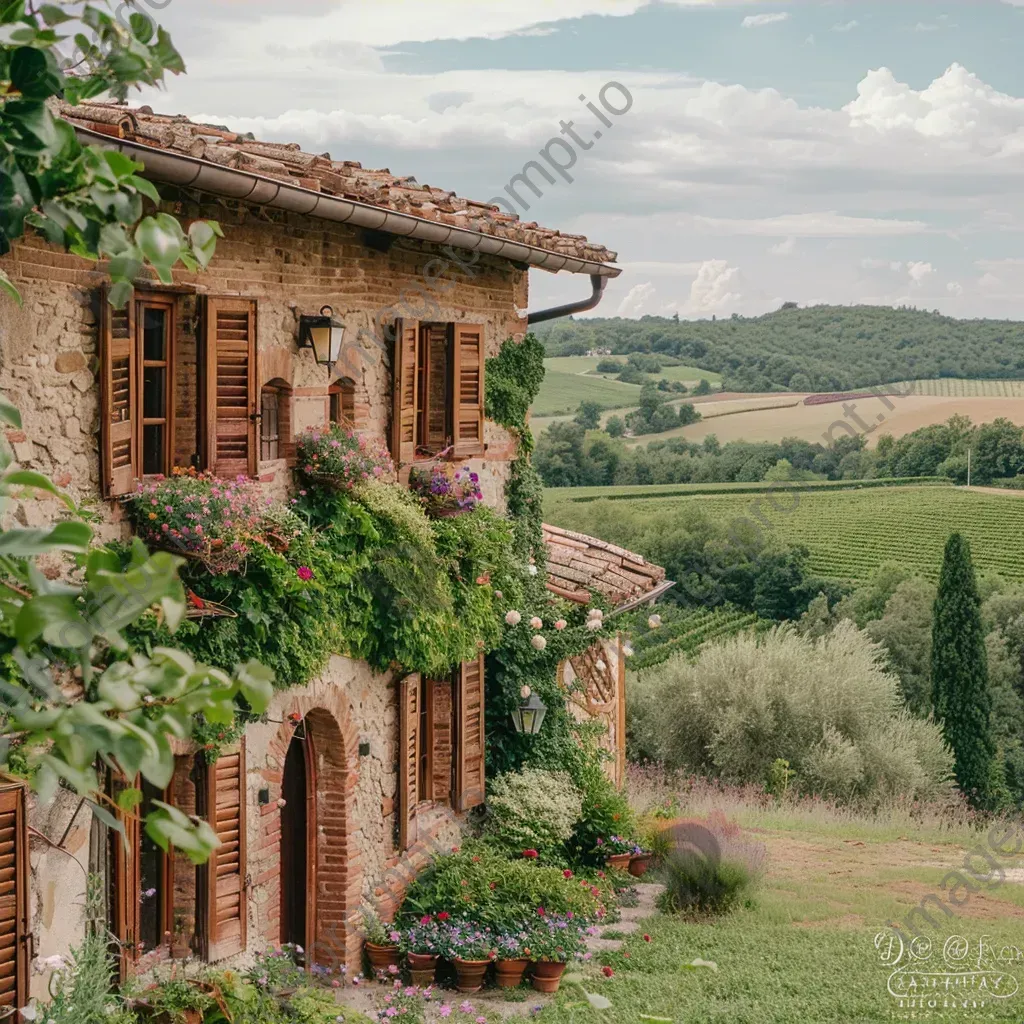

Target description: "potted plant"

left=362, top=906, right=401, bottom=974
left=525, top=913, right=585, bottom=994
left=493, top=927, right=531, bottom=989
left=400, top=915, right=444, bottom=987
left=437, top=921, right=496, bottom=993
left=628, top=842, right=653, bottom=878
left=599, top=835, right=635, bottom=872
left=408, top=463, right=483, bottom=517
left=296, top=423, right=395, bottom=491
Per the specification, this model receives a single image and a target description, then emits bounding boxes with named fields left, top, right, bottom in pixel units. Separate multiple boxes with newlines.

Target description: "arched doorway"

left=280, top=728, right=316, bottom=953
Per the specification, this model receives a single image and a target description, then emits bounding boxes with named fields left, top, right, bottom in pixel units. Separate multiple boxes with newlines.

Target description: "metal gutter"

left=74, top=126, right=622, bottom=279
left=608, top=580, right=678, bottom=617
left=527, top=273, right=608, bottom=325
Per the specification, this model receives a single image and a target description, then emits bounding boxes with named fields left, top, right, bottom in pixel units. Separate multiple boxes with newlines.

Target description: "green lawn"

left=544, top=482, right=1024, bottom=582
left=522, top=814, right=1024, bottom=1024
left=532, top=369, right=644, bottom=416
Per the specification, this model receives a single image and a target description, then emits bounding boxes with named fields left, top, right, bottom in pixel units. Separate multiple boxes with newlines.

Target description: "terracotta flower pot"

left=629, top=853, right=652, bottom=877
left=494, top=958, right=529, bottom=988
left=365, top=940, right=400, bottom=974
left=452, top=957, right=491, bottom=993
left=531, top=960, right=567, bottom=994
left=407, top=952, right=440, bottom=987
left=608, top=853, right=632, bottom=871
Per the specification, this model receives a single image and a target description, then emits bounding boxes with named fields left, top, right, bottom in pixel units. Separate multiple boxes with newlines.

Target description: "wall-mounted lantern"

left=511, top=686, right=547, bottom=735
left=298, top=304, right=346, bottom=376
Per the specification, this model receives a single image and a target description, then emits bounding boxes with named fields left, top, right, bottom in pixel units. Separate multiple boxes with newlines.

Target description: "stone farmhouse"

left=0, top=102, right=668, bottom=1008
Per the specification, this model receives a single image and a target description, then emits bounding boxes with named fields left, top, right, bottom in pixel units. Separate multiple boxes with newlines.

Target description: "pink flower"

left=529, top=616, right=543, bottom=630
left=297, top=566, right=314, bottom=581
left=460, top=1002, right=474, bottom=1014
left=439, top=1008, right=452, bottom=1018
left=554, top=619, right=567, bottom=630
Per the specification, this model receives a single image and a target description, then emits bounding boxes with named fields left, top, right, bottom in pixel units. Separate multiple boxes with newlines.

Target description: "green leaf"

left=134, top=214, right=182, bottom=268
left=127, top=174, right=161, bottom=204
left=584, top=992, right=613, bottom=1011
left=116, top=787, right=143, bottom=812
left=10, top=47, right=63, bottom=100
left=3, top=469, right=75, bottom=509
left=236, top=659, right=274, bottom=713
left=0, top=0, right=25, bottom=26
left=97, top=672, right=139, bottom=712
left=101, top=149, right=142, bottom=181
left=108, top=280, right=134, bottom=309
left=682, top=958, right=718, bottom=972
left=0, top=398, right=21, bottom=428
left=3, top=99, right=59, bottom=151
left=146, top=801, right=219, bottom=864
left=0, top=520, right=93, bottom=557
left=0, top=269, right=22, bottom=307
left=14, top=593, right=90, bottom=649
left=39, top=4, right=72, bottom=26
left=129, top=11, right=155, bottom=44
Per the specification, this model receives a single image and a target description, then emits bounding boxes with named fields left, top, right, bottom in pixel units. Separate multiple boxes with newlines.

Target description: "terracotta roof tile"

left=58, top=101, right=618, bottom=267
left=542, top=523, right=669, bottom=607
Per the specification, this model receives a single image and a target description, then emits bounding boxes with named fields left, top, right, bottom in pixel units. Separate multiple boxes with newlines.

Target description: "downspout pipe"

left=527, top=274, right=607, bottom=325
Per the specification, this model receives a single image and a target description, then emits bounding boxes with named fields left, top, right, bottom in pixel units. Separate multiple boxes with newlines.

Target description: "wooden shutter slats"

left=101, top=297, right=138, bottom=496
left=205, top=299, right=257, bottom=478
left=452, top=324, right=485, bottom=457
left=391, top=319, right=419, bottom=468
left=205, top=739, right=247, bottom=961
left=398, top=674, right=421, bottom=850
left=428, top=679, right=453, bottom=805
left=455, top=655, right=486, bottom=812
left=0, top=784, right=27, bottom=1009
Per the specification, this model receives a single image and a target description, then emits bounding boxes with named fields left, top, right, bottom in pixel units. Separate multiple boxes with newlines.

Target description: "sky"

left=137, top=0, right=1024, bottom=321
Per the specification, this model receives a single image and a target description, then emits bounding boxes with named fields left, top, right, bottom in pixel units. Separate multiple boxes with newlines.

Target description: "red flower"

left=420, top=915, right=432, bottom=925
left=563, top=870, right=573, bottom=879
left=296, top=565, right=314, bottom=581
left=451, top=846, right=460, bottom=854
left=472, top=856, right=481, bottom=863
left=643, top=934, right=651, bottom=943
left=597, top=871, right=606, bottom=879
left=537, top=907, right=546, bottom=917
left=437, top=912, right=450, bottom=922
left=522, top=849, right=539, bottom=859
left=601, top=966, right=614, bottom=978
left=489, top=882, right=496, bottom=890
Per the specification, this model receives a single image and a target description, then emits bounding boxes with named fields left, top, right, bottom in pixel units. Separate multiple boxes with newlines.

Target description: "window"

left=260, top=378, right=292, bottom=463
left=108, top=739, right=247, bottom=974
left=390, top=320, right=485, bottom=468
left=329, top=378, right=356, bottom=427
left=398, top=656, right=485, bottom=851
left=100, top=292, right=259, bottom=497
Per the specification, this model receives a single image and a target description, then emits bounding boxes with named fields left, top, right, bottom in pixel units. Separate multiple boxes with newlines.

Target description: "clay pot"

left=494, top=958, right=529, bottom=988
left=365, top=941, right=401, bottom=974
left=407, top=952, right=440, bottom=987
left=608, top=853, right=632, bottom=871
left=531, top=960, right=567, bottom=994
left=629, top=853, right=652, bottom=877
left=452, top=957, right=491, bottom=993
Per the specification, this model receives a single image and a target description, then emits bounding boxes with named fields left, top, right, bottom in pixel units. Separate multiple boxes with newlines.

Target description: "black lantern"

left=511, top=688, right=547, bottom=735
left=298, top=305, right=346, bottom=375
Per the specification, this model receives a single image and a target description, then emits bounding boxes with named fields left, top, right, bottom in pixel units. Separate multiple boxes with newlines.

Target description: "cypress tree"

left=931, top=532, right=994, bottom=806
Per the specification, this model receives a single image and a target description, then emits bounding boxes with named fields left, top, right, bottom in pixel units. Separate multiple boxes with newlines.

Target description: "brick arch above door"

left=257, top=688, right=363, bottom=974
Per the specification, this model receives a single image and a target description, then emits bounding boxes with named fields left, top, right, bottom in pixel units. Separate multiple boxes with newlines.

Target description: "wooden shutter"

left=390, top=319, right=419, bottom=468
left=110, top=775, right=142, bottom=979
left=452, top=323, right=485, bottom=458
left=205, top=740, right=247, bottom=960
left=398, top=674, right=421, bottom=850
left=427, top=679, right=453, bottom=805
left=455, top=655, right=486, bottom=812
left=0, top=782, right=28, bottom=1012
left=419, top=324, right=450, bottom=453
left=100, top=294, right=137, bottom=497
left=205, top=298, right=257, bottom=478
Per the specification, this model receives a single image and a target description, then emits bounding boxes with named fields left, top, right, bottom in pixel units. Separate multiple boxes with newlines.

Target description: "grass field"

left=532, top=370, right=646, bottom=416
left=884, top=378, right=1024, bottom=398
left=544, top=482, right=1024, bottom=582
left=628, top=606, right=761, bottom=670
left=542, top=355, right=723, bottom=386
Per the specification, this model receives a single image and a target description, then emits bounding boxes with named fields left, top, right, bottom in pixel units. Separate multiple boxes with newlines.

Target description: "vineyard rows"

left=628, top=607, right=759, bottom=671
left=591, top=485, right=1024, bottom=583
left=859, top=379, right=1024, bottom=399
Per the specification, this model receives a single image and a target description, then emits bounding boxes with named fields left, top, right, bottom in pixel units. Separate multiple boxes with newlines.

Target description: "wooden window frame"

left=0, top=778, right=30, bottom=1015
left=329, top=378, right=356, bottom=428
left=137, top=294, right=176, bottom=479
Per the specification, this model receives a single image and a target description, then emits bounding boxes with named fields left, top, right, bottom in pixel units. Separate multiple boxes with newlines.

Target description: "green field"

left=532, top=369, right=645, bottom=416
left=884, top=378, right=1024, bottom=398
left=544, top=482, right=1024, bottom=582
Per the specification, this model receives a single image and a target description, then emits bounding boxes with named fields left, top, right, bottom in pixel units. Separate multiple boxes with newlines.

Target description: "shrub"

left=640, top=622, right=954, bottom=802
left=296, top=423, right=394, bottom=489
left=398, top=846, right=606, bottom=929
left=483, top=768, right=583, bottom=862
left=567, top=755, right=638, bottom=867
left=655, top=813, right=765, bottom=916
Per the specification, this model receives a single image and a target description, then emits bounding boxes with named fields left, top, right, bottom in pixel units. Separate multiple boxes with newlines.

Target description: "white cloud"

left=686, top=260, right=742, bottom=313
left=861, top=259, right=905, bottom=271
left=914, top=21, right=941, bottom=32
left=742, top=11, right=789, bottom=28
left=833, top=20, right=859, bottom=32
left=616, top=281, right=657, bottom=316
left=907, top=261, right=935, bottom=283
left=770, top=236, right=797, bottom=255
left=947, top=281, right=964, bottom=296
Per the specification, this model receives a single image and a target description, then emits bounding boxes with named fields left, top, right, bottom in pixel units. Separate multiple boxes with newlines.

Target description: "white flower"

left=554, top=619, right=567, bottom=630
left=20, top=1001, right=37, bottom=1021
left=622, top=645, right=634, bottom=658
left=529, top=616, right=543, bottom=630
left=586, top=618, right=602, bottom=631
left=648, top=614, right=662, bottom=629
left=494, top=590, right=503, bottom=601
left=527, top=564, right=538, bottom=576
left=530, top=635, right=547, bottom=651
left=587, top=608, right=604, bottom=621
left=596, top=660, right=607, bottom=672
left=505, top=610, right=522, bottom=626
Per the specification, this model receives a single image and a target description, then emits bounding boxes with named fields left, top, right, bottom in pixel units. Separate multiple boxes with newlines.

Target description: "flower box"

left=408, top=463, right=482, bottom=517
